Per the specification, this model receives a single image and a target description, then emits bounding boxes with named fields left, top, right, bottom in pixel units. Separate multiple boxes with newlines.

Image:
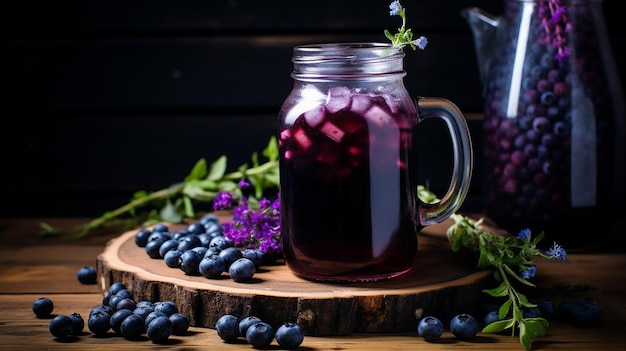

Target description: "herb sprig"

left=445, top=213, right=566, bottom=351
left=384, top=1, right=428, bottom=50
left=41, top=137, right=280, bottom=239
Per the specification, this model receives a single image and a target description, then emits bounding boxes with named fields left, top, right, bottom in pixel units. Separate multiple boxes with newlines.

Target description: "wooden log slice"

left=96, top=217, right=493, bottom=336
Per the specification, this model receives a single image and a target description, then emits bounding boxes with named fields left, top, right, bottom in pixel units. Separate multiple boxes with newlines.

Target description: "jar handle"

left=415, top=97, right=474, bottom=226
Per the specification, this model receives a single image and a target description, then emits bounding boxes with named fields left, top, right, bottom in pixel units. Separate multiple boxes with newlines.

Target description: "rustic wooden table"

left=1, top=217, right=625, bottom=350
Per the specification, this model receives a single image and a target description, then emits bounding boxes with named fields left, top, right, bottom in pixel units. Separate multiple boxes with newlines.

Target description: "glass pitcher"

left=464, top=0, right=626, bottom=249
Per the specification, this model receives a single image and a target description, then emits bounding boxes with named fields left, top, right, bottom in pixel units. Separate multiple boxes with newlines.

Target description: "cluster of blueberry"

left=35, top=282, right=192, bottom=343
left=482, top=297, right=602, bottom=329
left=417, top=314, right=479, bottom=341
left=134, top=214, right=266, bottom=282
left=215, top=314, right=304, bottom=349
left=417, top=296, right=602, bottom=342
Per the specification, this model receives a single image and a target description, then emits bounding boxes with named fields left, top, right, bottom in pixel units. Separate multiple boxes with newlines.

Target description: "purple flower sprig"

left=214, top=189, right=282, bottom=256
left=539, top=0, right=571, bottom=61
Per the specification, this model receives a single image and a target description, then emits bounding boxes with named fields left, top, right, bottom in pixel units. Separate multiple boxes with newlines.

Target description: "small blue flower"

left=413, top=36, right=428, bottom=50
left=517, top=228, right=532, bottom=241
left=389, top=0, right=402, bottom=16
left=546, top=242, right=567, bottom=262
left=520, top=266, right=537, bottom=280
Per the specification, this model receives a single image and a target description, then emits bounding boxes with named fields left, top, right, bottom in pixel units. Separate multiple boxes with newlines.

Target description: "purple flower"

left=520, top=266, right=537, bottom=280
left=213, top=191, right=234, bottom=211
left=517, top=228, right=532, bottom=241
left=546, top=242, right=567, bottom=262
left=222, top=195, right=282, bottom=254
left=238, top=179, right=251, bottom=189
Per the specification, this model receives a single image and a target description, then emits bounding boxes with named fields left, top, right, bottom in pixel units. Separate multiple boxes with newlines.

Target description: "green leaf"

left=182, top=183, right=218, bottom=202
left=499, top=299, right=512, bottom=319
left=160, top=200, right=182, bottom=223
left=206, top=155, right=227, bottom=181
left=482, top=318, right=512, bottom=333
left=183, top=195, right=194, bottom=218
left=262, top=135, right=279, bottom=161
left=483, top=282, right=508, bottom=297
left=514, top=291, right=536, bottom=308
left=518, top=318, right=548, bottom=351
left=184, top=158, right=208, bottom=182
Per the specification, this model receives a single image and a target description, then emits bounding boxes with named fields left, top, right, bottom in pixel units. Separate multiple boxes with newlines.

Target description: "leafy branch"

left=445, top=214, right=566, bottom=350
left=41, top=136, right=280, bottom=239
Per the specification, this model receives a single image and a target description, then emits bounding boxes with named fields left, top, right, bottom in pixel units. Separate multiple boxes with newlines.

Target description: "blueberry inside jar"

left=480, top=0, right=625, bottom=249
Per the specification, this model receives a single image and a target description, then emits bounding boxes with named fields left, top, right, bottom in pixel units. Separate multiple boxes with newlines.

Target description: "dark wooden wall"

left=1, top=0, right=624, bottom=217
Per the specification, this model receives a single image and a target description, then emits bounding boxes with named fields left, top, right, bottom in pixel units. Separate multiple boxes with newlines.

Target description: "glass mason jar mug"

left=278, top=43, right=474, bottom=282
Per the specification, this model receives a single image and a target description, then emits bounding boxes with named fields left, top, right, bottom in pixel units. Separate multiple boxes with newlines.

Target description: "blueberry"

left=522, top=307, right=542, bottom=319
left=134, top=228, right=152, bottom=247
left=120, top=313, right=146, bottom=340
left=239, top=315, right=263, bottom=336
left=179, top=250, right=202, bottom=275
left=173, top=230, right=192, bottom=241
left=110, top=309, right=134, bottom=335
left=159, top=239, right=180, bottom=258
left=49, top=315, right=74, bottom=340
left=115, top=297, right=137, bottom=312
left=136, top=300, right=154, bottom=309
left=107, top=295, right=124, bottom=310
left=219, top=247, right=243, bottom=271
left=107, top=282, right=127, bottom=296
left=147, top=316, right=173, bottom=343
left=178, top=235, right=203, bottom=252
left=450, top=313, right=479, bottom=340
left=204, top=222, right=224, bottom=236
left=115, top=288, right=133, bottom=299
left=133, top=305, right=154, bottom=320
left=199, top=254, right=226, bottom=279
left=417, top=316, right=443, bottom=341
left=146, top=238, right=166, bottom=258
left=152, top=223, right=169, bottom=233
left=145, top=311, right=168, bottom=329
left=68, top=312, right=85, bottom=335
left=242, top=249, right=264, bottom=269
left=32, top=297, right=54, bottom=317
left=88, top=310, right=111, bottom=336
left=153, top=301, right=178, bottom=317
left=228, top=258, right=256, bottom=282
left=169, top=312, right=191, bottom=335
left=215, top=314, right=240, bottom=342
left=200, top=213, right=220, bottom=225
left=89, top=304, right=113, bottom=318
left=245, top=322, right=274, bottom=348
left=164, top=249, right=183, bottom=268
left=192, top=246, right=208, bottom=258
left=483, top=311, right=500, bottom=326
left=537, top=299, right=556, bottom=319
left=76, top=266, right=97, bottom=284
left=210, top=236, right=234, bottom=250
left=275, top=322, right=304, bottom=349
left=186, top=222, right=206, bottom=234
left=567, top=298, right=602, bottom=328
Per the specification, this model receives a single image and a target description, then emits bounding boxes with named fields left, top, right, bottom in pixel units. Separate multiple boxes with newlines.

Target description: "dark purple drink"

left=279, top=87, right=419, bottom=282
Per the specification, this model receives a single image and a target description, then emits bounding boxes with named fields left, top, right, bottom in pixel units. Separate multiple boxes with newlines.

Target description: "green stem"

left=498, top=265, right=521, bottom=337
